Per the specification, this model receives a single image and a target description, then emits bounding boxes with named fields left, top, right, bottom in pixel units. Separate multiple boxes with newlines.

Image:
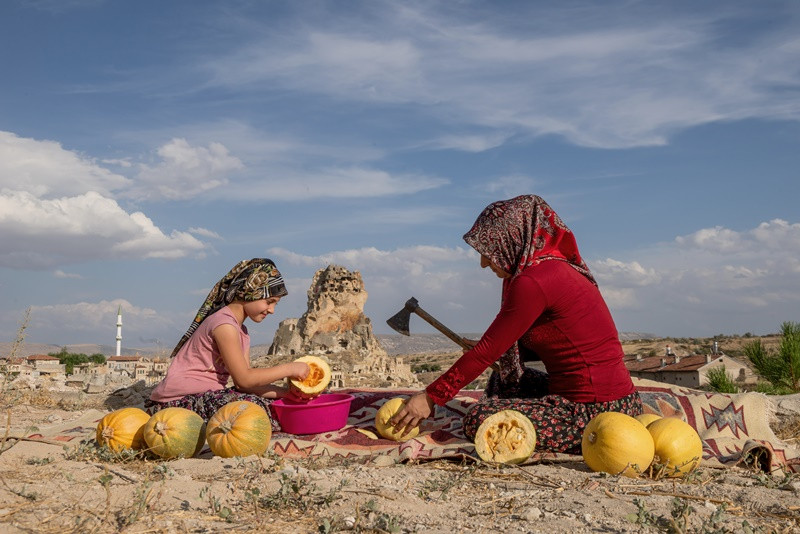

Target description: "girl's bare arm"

left=213, top=324, right=308, bottom=392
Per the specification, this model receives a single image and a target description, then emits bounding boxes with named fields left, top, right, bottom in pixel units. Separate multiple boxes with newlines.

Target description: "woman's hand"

left=389, top=391, right=434, bottom=437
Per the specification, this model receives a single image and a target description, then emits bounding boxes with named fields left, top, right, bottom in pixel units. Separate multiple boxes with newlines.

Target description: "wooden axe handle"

left=412, top=306, right=472, bottom=351
left=413, top=301, right=500, bottom=373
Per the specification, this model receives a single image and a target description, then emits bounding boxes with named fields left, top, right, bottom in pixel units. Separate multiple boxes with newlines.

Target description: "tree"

left=744, top=321, right=800, bottom=394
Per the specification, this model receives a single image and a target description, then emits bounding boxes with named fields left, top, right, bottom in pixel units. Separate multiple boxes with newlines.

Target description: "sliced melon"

left=474, top=410, right=536, bottom=464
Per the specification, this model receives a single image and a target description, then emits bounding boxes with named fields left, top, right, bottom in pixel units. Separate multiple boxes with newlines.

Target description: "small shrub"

left=705, top=367, right=739, bottom=394
left=745, top=322, right=800, bottom=393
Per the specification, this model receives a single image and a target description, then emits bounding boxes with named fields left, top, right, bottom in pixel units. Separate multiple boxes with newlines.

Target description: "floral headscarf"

left=463, top=195, right=595, bottom=385
left=170, top=258, right=288, bottom=358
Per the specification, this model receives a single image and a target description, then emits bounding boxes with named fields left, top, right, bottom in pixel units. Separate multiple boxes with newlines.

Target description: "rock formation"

left=269, top=265, right=419, bottom=388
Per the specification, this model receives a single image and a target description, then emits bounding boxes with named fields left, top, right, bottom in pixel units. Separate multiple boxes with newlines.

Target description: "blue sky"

left=1, top=0, right=798, bottom=351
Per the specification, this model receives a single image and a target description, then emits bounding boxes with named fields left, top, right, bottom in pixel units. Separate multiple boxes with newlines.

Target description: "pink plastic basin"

left=271, top=393, right=354, bottom=434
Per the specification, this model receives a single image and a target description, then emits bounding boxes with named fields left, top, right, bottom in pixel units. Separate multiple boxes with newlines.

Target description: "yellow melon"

left=582, top=412, right=655, bottom=478
left=288, top=355, right=331, bottom=399
left=473, top=410, right=536, bottom=464
left=635, top=413, right=662, bottom=427
left=646, top=417, right=703, bottom=477
left=143, top=407, right=206, bottom=459
left=375, top=397, right=420, bottom=441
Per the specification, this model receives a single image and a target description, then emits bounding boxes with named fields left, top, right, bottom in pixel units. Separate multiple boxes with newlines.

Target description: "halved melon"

left=582, top=412, right=654, bottom=478
left=474, top=410, right=536, bottom=464
left=288, top=355, right=331, bottom=399
left=375, top=397, right=419, bottom=441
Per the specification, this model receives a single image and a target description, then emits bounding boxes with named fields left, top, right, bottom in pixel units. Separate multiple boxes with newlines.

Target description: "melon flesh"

left=474, top=410, right=536, bottom=464
left=288, top=355, right=331, bottom=397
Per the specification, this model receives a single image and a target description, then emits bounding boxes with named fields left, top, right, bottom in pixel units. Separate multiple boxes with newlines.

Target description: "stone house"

left=24, top=354, right=66, bottom=376
left=626, top=352, right=755, bottom=388
left=1, top=357, right=36, bottom=378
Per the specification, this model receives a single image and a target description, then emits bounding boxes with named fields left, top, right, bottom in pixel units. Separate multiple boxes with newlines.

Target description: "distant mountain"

left=376, top=332, right=659, bottom=355
left=0, top=342, right=161, bottom=358
left=1, top=332, right=658, bottom=359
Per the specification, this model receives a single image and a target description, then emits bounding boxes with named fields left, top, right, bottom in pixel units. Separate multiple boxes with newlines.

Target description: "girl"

left=147, top=258, right=310, bottom=429
left=391, top=195, right=641, bottom=454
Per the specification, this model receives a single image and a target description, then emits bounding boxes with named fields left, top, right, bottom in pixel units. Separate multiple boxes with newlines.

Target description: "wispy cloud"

left=196, top=2, right=800, bottom=149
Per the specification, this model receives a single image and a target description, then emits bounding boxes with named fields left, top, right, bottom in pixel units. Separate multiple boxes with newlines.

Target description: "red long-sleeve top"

left=426, top=260, right=635, bottom=405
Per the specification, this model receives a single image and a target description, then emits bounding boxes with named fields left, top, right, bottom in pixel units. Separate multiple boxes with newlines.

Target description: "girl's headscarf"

left=463, top=195, right=595, bottom=385
left=170, top=258, right=288, bottom=358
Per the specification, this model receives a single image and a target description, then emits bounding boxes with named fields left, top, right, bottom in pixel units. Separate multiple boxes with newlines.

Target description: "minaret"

left=115, top=305, right=122, bottom=357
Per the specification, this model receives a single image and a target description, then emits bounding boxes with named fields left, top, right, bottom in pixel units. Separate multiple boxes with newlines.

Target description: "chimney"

left=635, top=354, right=643, bottom=362
left=705, top=354, right=712, bottom=363
left=660, top=358, right=666, bottom=367
left=674, top=355, right=681, bottom=364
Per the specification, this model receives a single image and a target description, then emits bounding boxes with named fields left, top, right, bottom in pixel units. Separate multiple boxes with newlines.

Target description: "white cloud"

left=483, top=174, right=540, bottom=197
left=595, top=220, right=800, bottom=335
left=0, top=133, right=213, bottom=269
left=0, top=190, right=207, bottom=268
left=0, top=131, right=131, bottom=197
left=28, top=299, right=167, bottom=341
left=130, top=138, right=244, bottom=201
left=676, top=218, right=800, bottom=256
left=53, top=270, right=82, bottom=279
left=188, top=227, right=222, bottom=239
left=224, top=166, right=448, bottom=202
left=426, top=132, right=511, bottom=153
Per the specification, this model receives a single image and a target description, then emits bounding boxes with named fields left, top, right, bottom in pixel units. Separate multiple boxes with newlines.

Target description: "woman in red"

left=391, top=195, right=641, bottom=454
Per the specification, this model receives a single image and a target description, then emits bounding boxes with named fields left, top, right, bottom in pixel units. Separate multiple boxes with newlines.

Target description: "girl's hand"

left=288, top=362, right=310, bottom=381
left=389, top=391, right=434, bottom=437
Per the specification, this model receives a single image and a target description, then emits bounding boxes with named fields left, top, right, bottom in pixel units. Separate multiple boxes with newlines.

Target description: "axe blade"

left=386, top=297, right=419, bottom=336
left=386, top=307, right=411, bottom=336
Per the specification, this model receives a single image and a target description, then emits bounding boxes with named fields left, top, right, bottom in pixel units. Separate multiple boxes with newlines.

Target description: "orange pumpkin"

left=96, top=407, right=150, bottom=452
left=143, top=407, right=206, bottom=459
left=646, top=417, right=703, bottom=477
left=206, top=401, right=272, bottom=458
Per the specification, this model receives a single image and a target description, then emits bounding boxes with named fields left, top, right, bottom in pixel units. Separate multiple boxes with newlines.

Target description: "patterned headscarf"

left=170, top=258, right=288, bottom=358
left=463, top=195, right=595, bottom=385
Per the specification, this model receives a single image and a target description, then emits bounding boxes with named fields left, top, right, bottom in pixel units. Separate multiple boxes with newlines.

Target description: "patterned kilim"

left=12, top=379, right=798, bottom=474
left=267, top=380, right=800, bottom=474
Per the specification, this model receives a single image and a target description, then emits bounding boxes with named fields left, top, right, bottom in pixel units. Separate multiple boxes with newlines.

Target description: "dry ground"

left=1, top=397, right=798, bottom=533
left=1, top=336, right=799, bottom=534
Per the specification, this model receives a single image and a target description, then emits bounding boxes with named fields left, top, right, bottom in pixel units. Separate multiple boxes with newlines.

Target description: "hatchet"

left=386, top=297, right=472, bottom=350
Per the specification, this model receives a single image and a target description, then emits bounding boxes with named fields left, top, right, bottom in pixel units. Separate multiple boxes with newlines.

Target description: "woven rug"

left=268, top=381, right=800, bottom=474
left=9, top=381, right=798, bottom=474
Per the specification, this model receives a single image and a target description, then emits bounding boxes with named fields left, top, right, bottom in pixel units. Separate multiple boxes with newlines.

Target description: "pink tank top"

left=150, top=307, right=249, bottom=402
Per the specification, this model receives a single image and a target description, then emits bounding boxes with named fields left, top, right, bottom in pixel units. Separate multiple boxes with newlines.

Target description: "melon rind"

left=375, top=397, right=420, bottom=441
